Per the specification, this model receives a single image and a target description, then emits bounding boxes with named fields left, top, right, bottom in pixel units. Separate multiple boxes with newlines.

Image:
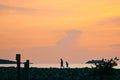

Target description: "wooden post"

left=24, top=60, right=30, bottom=80
left=16, top=54, right=21, bottom=80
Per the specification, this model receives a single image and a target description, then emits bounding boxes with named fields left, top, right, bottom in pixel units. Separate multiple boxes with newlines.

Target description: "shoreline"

left=0, top=63, right=120, bottom=69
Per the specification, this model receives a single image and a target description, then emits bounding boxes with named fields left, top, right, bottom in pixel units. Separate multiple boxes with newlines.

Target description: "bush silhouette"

left=93, top=57, right=119, bottom=75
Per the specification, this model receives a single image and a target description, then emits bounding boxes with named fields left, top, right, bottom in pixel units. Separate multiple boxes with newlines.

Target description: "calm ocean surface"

left=0, top=64, right=120, bottom=69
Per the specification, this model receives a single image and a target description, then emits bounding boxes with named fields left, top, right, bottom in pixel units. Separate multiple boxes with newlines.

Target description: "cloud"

left=57, top=30, right=81, bottom=47
left=96, top=16, right=120, bottom=26
left=110, top=44, right=120, bottom=48
left=0, top=4, right=70, bottom=16
left=23, top=30, right=88, bottom=63
left=0, top=30, right=89, bottom=63
left=0, top=4, right=34, bottom=12
left=0, top=29, right=119, bottom=63
left=86, top=16, right=120, bottom=37
left=110, top=17, right=120, bottom=23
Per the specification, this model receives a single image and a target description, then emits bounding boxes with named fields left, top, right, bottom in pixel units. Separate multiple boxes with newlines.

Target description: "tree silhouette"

left=93, top=57, right=119, bottom=75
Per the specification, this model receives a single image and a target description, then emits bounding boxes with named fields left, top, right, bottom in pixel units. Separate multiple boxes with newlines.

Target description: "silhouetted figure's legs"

left=60, top=58, right=64, bottom=68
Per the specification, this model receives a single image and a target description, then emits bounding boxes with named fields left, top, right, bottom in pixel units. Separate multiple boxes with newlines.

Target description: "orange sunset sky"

left=0, top=0, right=120, bottom=63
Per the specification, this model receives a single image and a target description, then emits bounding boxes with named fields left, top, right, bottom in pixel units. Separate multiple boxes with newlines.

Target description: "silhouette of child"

left=66, top=61, right=69, bottom=68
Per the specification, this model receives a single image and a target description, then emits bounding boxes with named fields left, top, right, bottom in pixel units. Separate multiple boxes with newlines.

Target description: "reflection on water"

left=0, top=64, right=120, bottom=69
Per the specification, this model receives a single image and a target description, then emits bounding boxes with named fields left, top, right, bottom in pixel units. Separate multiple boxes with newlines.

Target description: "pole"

left=16, top=54, right=21, bottom=80
left=24, top=60, right=30, bottom=80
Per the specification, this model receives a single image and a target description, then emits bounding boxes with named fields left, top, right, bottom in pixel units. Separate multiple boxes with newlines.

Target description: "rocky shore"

left=0, top=67, right=120, bottom=80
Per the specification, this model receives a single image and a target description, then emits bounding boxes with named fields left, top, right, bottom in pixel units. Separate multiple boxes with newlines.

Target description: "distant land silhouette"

left=0, top=59, right=33, bottom=64
left=86, top=60, right=103, bottom=64
left=0, top=59, right=17, bottom=64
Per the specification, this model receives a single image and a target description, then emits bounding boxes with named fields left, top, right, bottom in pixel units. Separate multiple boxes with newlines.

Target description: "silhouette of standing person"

left=66, top=61, right=69, bottom=68
left=60, top=58, right=64, bottom=68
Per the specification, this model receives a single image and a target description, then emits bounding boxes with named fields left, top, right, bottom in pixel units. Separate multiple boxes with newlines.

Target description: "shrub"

left=93, top=57, right=119, bottom=75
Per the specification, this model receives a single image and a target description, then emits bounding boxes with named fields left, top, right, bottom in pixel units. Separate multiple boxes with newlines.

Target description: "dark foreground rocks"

left=0, top=67, right=120, bottom=80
